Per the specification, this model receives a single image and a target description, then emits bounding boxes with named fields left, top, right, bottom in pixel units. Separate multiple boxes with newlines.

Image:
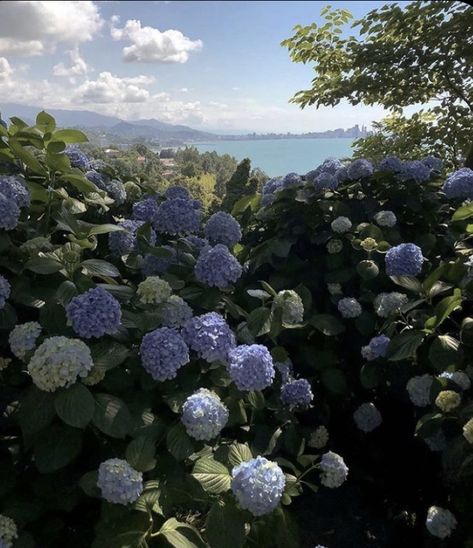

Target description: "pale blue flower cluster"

left=227, top=344, right=275, bottom=391
left=0, top=514, right=17, bottom=547
left=426, top=506, right=457, bottom=539
left=140, top=327, right=189, bottom=381
left=280, top=378, right=313, bottom=408
left=194, top=244, right=242, bottom=288
left=154, top=198, right=201, bottom=235
left=423, top=156, right=443, bottom=172
left=261, top=177, right=284, bottom=206
left=331, top=216, right=352, bottom=233
left=374, top=210, right=397, bottom=227
left=0, top=192, right=19, bottom=231
left=0, top=275, right=10, bottom=309
left=361, top=335, right=390, bottom=361
left=353, top=402, right=382, bottom=432
left=313, top=171, right=339, bottom=192
left=85, top=170, right=104, bottom=186
left=104, top=179, right=127, bottom=205
left=27, top=336, right=93, bottom=392
left=406, top=374, right=433, bottom=407
left=160, top=295, right=193, bottom=328
left=181, top=388, right=229, bottom=440
left=0, top=175, right=30, bottom=230
left=9, top=321, right=42, bottom=360
left=442, top=168, right=473, bottom=199
left=231, top=456, right=285, bottom=516
left=306, top=158, right=344, bottom=183
left=378, top=155, right=403, bottom=172
left=337, top=297, right=362, bottom=318
left=282, top=172, right=302, bottom=189
left=398, top=160, right=431, bottom=183
left=132, top=197, right=159, bottom=222
left=109, top=219, right=154, bottom=256
left=165, top=185, right=190, bottom=200
left=97, top=458, right=143, bottom=505
left=319, top=451, right=349, bottom=488
left=66, top=287, right=121, bottom=339
left=204, top=212, right=242, bottom=247
left=142, top=247, right=176, bottom=276
left=182, top=312, right=235, bottom=362
left=385, top=243, right=423, bottom=276
left=348, top=159, right=373, bottom=180
left=373, top=292, right=408, bottom=317
left=65, top=145, right=89, bottom=169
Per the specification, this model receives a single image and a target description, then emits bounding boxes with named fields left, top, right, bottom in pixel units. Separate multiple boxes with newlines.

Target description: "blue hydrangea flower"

left=313, top=171, right=338, bottom=191
left=398, top=160, right=431, bottom=183
left=204, top=212, right=242, bottom=247
left=165, top=185, right=190, bottom=200
left=160, top=295, right=193, bottom=328
left=65, top=145, right=89, bottom=169
left=378, top=155, right=403, bottom=173
left=282, top=172, right=302, bottom=189
left=0, top=193, right=19, bottom=231
left=443, top=168, right=473, bottom=199
left=142, top=247, right=176, bottom=276
left=374, top=210, right=397, bottom=227
left=0, top=275, right=10, bottom=309
left=231, top=457, right=285, bottom=516
left=28, top=336, right=93, bottom=392
left=109, top=220, right=148, bottom=256
left=227, top=344, right=275, bottom=391
left=331, top=216, right=352, bottom=233
left=426, top=506, right=457, bottom=539
left=182, top=312, right=235, bottom=363
left=85, top=170, right=104, bottom=186
left=105, top=179, right=127, bottom=205
left=261, top=177, right=284, bottom=206
left=194, top=244, right=242, bottom=288
left=0, top=175, right=30, bottom=208
left=154, top=198, right=201, bottom=235
left=348, top=159, right=374, bottom=180
left=280, top=378, right=313, bottom=408
left=140, top=327, right=189, bottom=381
left=423, top=156, right=443, bottom=172
left=306, top=159, right=344, bottom=183
left=132, top=198, right=159, bottom=222
left=88, top=158, right=106, bottom=171
left=385, top=243, right=423, bottom=276
left=181, top=388, right=229, bottom=440
left=97, top=459, right=143, bottom=505
left=361, top=335, right=391, bottom=361
left=337, top=297, right=362, bottom=319
left=66, top=287, right=121, bottom=339
left=353, top=402, right=382, bottom=432
left=9, top=321, right=42, bottom=360
left=319, top=451, right=348, bottom=488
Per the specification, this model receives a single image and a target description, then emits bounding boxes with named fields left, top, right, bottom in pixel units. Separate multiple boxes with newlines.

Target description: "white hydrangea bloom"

left=337, top=297, right=362, bottom=319
left=435, top=390, right=461, bottom=412
left=0, top=515, right=17, bottom=547
left=426, top=506, right=457, bottom=539
left=320, top=451, right=348, bottom=488
left=137, top=276, right=172, bottom=305
left=406, top=374, right=433, bottom=407
left=331, top=216, right=352, bottom=233
left=308, top=425, right=329, bottom=449
left=374, top=292, right=408, bottom=317
left=374, top=210, right=397, bottom=227
left=272, top=290, right=304, bottom=325
left=462, top=417, right=473, bottom=444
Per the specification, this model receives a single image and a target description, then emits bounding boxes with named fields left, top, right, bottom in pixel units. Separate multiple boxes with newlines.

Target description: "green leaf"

left=309, top=314, right=345, bottom=336
left=247, top=390, right=265, bottom=410
left=61, top=172, right=97, bottom=194
left=56, top=280, right=78, bottom=306
left=158, top=518, right=205, bottom=548
left=205, top=503, right=246, bottom=548
left=90, top=341, right=130, bottom=370
left=428, top=335, right=463, bottom=372
left=246, top=307, right=271, bottom=337
left=247, top=289, right=271, bottom=300
left=424, top=289, right=462, bottom=330
left=166, top=422, right=194, bottom=461
left=360, top=362, right=380, bottom=389
left=93, top=393, right=132, bottom=439
left=126, top=436, right=157, bottom=472
left=25, top=256, right=63, bottom=274
left=9, top=137, right=46, bottom=174
left=321, top=368, right=347, bottom=394
left=79, top=470, right=101, bottom=498
left=390, top=276, right=423, bottom=293
left=17, top=387, right=56, bottom=438
left=33, top=424, right=82, bottom=473
left=52, top=129, right=88, bottom=144
left=228, top=443, right=253, bottom=467
left=54, top=384, right=95, bottom=428
left=36, top=111, right=56, bottom=133
left=81, top=259, right=121, bottom=278
left=86, top=223, right=124, bottom=236
left=453, top=203, right=473, bottom=221
left=192, top=457, right=231, bottom=494
left=387, top=331, right=425, bottom=361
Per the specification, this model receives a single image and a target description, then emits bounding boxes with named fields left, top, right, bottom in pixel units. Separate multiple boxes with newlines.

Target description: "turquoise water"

left=194, top=138, right=354, bottom=176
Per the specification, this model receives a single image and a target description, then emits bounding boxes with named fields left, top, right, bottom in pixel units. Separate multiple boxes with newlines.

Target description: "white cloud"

left=0, top=1, right=103, bottom=56
left=53, top=47, right=88, bottom=81
left=0, top=57, right=13, bottom=81
left=180, top=87, right=189, bottom=92
left=111, top=19, right=202, bottom=63
left=74, top=72, right=154, bottom=104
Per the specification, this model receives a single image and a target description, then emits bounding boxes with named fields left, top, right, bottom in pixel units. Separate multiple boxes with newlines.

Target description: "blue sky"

left=0, top=1, right=408, bottom=132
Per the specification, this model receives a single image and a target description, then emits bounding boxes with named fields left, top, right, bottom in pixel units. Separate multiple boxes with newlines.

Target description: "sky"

left=0, top=1, right=408, bottom=133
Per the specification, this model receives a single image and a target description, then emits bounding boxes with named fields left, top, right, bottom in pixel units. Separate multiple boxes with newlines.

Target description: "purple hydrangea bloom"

left=423, top=156, right=443, bottom=172
left=182, top=312, right=235, bottom=363
left=97, top=459, right=143, bottom=505
left=65, top=145, right=89, bottom=169
left=142, top=247, right=176, bottom=276
left=160, top=295, right=193, bottom=328
left=261, top=177, right=284, bottom=207
left=282, top=172, right=302, bottom=188
left=204, top=212, right=242, bottom=247
left=361, top=335, right=391, bottom=361
left=109, top=220, right=155, bottom=256
left=181, top=388, right=229, bottom=440
left=231, top=457, right=285, bottom=516
left=0, top=192, right=20, bottom=230
left=385, top=243, right=423, bottom=276
left=85, top=170, right=104, bottom=186
left=132, top=198, right=159, bottom=222
left=443, top=168, right=473, bottom=199
left=194, top=244, right=242, bottom=288
left=165, top=185, right=190, bottom=200
left=313, top=171, right=338, bottom=191
left=0, top=175, right=30, bottom=208
left=398, top=160, right=431, bottom=183
left=306, top=159, right=344, bottom=183
left=227, top=344, right=275, bottom=391
left=154, top=198, right=201, bottom=235
left=105, top=179, right=126, bottom=205
left=280, top=378, right=313, bottom=408
left=378, top=155, right=403, bottom=173
left=0, top=275, right=10, bottom=309
left=348, top=159, right=374, bottom=180
left=66, top=287, right=121, bottom=339
left=140, top=327, right=189, bottom=381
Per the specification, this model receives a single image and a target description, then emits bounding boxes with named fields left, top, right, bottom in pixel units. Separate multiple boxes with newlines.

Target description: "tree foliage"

left=221, top=158, right=258, bottom=212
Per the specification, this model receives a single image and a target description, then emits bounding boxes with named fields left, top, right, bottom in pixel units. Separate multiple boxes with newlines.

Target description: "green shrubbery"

left=2, top=111, right=473, bottom=547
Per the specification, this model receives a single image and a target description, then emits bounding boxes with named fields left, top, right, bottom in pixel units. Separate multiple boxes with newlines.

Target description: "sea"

left=193, top=138, right=354, bottom=177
